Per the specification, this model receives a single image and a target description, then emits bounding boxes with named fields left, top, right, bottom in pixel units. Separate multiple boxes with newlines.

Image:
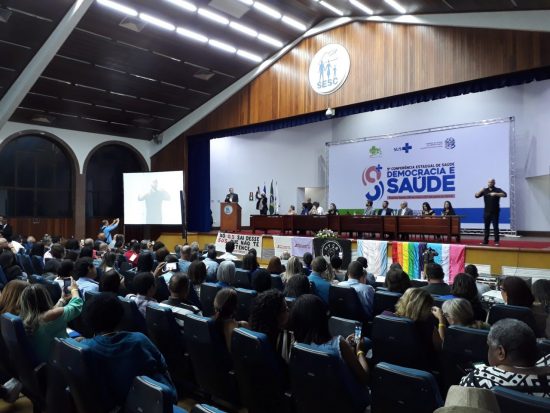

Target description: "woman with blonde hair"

left=0, top=280, right=28, bottom=315
left=391, top=288, right=442, bottom=352
left=432, top=298, right=489, bottom=341
left=282, top=256, right=303, bottom=283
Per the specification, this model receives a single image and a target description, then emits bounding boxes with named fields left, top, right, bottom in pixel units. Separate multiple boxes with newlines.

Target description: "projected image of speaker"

left=124, top=171, right=184, bottom=225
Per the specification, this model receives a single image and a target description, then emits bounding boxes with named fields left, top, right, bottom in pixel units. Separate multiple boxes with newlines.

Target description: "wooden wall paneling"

left=153, top=22, right=550, bottom=175
left=9, top=218, right=75, bottom=239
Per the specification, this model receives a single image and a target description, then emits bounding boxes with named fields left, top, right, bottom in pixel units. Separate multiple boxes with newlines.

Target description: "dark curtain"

left=187, top=136, right=212, bottom=232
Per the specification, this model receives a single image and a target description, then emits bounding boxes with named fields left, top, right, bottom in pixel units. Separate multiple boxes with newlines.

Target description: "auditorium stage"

left=158, top=231, right=550, bottom=277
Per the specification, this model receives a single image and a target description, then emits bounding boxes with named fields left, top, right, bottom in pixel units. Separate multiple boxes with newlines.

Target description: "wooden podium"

left=220, top=202, right=241, bottom=232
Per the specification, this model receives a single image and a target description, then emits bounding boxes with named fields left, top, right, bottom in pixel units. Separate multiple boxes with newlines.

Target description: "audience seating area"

left=0, top=242, right=549, bottom=413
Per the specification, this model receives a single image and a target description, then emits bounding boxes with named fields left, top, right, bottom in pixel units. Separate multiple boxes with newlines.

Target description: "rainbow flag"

left=391, top=242, right=466, bottom=282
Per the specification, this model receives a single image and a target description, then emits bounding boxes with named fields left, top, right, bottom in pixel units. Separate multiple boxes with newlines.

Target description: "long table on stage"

left=250, top=214, right=461, bottom=242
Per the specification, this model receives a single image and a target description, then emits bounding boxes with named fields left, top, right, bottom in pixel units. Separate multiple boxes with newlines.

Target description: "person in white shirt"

left=309, top=202, right=324, bottom=215
left=219, top=240, right=238, bottom=260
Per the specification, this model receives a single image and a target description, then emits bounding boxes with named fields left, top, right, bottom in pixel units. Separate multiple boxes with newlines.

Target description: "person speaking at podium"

left=225, top=187, right=239, bottom=203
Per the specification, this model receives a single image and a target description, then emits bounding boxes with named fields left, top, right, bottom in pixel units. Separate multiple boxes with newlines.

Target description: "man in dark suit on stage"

left=0, top=216, right=13, bottom=242
left=376, top=201, right=394, bottom=216
left=397, top=201, right=413, bottom=216
left=225, top=187, right=239, bottom=203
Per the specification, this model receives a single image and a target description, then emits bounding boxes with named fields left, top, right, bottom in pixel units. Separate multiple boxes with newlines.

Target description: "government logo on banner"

left=308, top=44, right=350, bottom=95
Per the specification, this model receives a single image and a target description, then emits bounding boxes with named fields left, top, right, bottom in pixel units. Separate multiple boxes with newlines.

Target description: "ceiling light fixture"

left=257, top=33, right=283, bottom=48
left=198, top=8, right=229, bottom=25
left=319, top=1, right=344, bottom=16
left=237, top=49, right=262, bottom=63
left=253, top=2, right=282, bottom=19
left=238, top=0, right=254, bottom=5
left=229, top=21, right=257, bottom=37
left=384, top=0, right=406, bottom=14
left=281, top=15, right=306, bottom=31
left=209, top=39, right=237, bottom=53
left=176, top=27, right=208, bottom=42
left=349, top=0, right=373, bottom=15
left=96, top=0, right=138, bottom=16
left=139, top=13, right=176, bottom=31
left=164, top=0, right=196, bottom=12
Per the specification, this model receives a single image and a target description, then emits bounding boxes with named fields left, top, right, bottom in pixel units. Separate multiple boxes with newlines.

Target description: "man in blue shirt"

left=178, top=245, right=192, bottom=273
left=74, top=257, right=99, bottom=296
left=308, top=257, right=331, bottom=304
left=100, top=218, right=120, bottom=244
left=338, top=261, right=375, bottom=319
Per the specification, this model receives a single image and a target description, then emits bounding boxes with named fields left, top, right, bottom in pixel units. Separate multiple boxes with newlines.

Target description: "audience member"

left=330, top=256, right=345, bottom=282
left=81, top=293, right=176, bottom=410
left=460, top=319, right=550, bottom=397
left=288, top=294, right=369, bottom=410
left=74, top=257, right=99, bottom=295
left=216, top=260, right=235, bottom=288
left=391, top=288, right=442, bottom=353
left=308, top=257, right=331, bottom=304
left=161, top=254, right=179, bottom=284
left=284, top=274, right=311, bottom=298
left=464, top=264, right=490, bottom=297
left=136, top=252, right=154, bottom=273
left=178, top=245, right=192, bottom=273
left=450, top=273, right=487, bottom=321
left=20, top=281, right=83, bottom=363
left=435, top=386, right=500, bottom=413
left=302, top=252, right=313, bottom=273
left=500, top=276, right=534, bottom=307
left=219, top=241, right=238, bottom=260
left=203, top=244, right=219, bottom=282
left=187, top=260, right=207, bottom=296
left=154, top=247, right=170, bottom=265
left=242, top=253, right=259, bottom=272
left=30, top=242, right=45, bottom=258
left=531, top=279, right=550, bottom=338
left=432, top=298, right=489, bottom=341
left=126, top=271, right=159, bottom=317
left=421, top=263, right=451, bottom=295
left=251, top=268, right=272, bottom=293
left=384, top=268, right=411, bottom=294
left=267, top=256, right=285, bottom=275
left=124, top=241, right=140, bottom=267
left=160, top=273, right=200, bottom=321
left=42, top=259, right=61, bottom=279
left=338, top=261, right=374, bottom=319
left=99, top=269, right=122, bottom=294
left=249, top=290, right=289, bottom=357
left=355, top=257, right=376, bottom=286
left=282, top=256, right=303, bottom=284
left=99, top=251, right=117, bottom=274
left=0, top=280, right=28, bottom=315
left=213, top=288, right=248, bottom=351
left=0, top=250, right=23, bottom=281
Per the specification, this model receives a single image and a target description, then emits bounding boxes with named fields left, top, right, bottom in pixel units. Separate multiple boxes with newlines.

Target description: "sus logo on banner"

left=291, top=237, right=313, bottom=257
left=273, top=236, right=293, bottom=258
left=215, top=232, right=263, bottom=257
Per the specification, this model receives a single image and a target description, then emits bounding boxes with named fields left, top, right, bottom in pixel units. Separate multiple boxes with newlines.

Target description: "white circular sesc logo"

left=308, top=44, right=351, bottom=95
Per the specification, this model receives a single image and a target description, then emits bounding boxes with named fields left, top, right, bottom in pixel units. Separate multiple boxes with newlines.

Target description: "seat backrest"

left=191, top=404, right=226, bottom=413
left=182, top=314, right=239, bottom=404
left=234, top=269, right=251, bottom=289
left=371, top=362, right=443, bottom=413
left=289, top=342, right=370, bottom=413
left=0, top=313, right=44, bottom=404
left=0, top=264, right=8, bottom=289
left=235, top=288, right=257, bottom=322
left=270, top=275, right=284, bottom=291
left=234, top=260, right=242, bottom=269
left=492, top=386, right=550, bottom=413
left=199, top=283, right=221, bottom=317
left=144, top=304, right=191, bottom=390
left=19, top=254, right=35, bottom=275
left=328, top=316, right=360, bottom=339
left=373, top=290, right=401, bottom=316
left=410, top=279, right=428, bottom=288
left=537, top=338, right=550, bottom=359
left=125, top=376, right=177, bottom=413
left=432, top=295, right=448, bottom=308
left=231, top=328, right=289, bottom=413
left=31, top=255, right=44, bottom=275
left=328, top=285, right=368, bottom=322
left=117, top=297, right=147, bottom=334
left=285, top=297, right=295, bottom=309
left=487, top=304, right=537, bottom=332
left=84, top=290, right=100, bottom=302
left=371, top=314, right=430, bottom=370
left=53, top=338, right=108, bottom=413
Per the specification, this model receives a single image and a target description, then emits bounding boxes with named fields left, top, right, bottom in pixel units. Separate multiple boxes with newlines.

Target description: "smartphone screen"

left=164, top=262, right=177, bottom=272
left=63, top=278, right=72, bottom=295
